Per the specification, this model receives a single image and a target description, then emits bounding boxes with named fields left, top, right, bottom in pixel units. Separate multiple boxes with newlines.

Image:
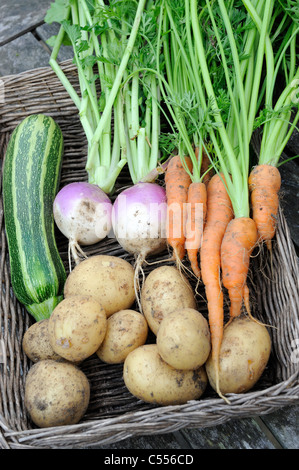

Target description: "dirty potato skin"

left=96, top=309, right=148, bottom=364
left=64, top=255, right=136, bottom=317
left=123, top=344, right=207, bottom=405
left=22, top=319, right=62, bottom=363
left=141, top=265, right=196, bottom=335
left=48, top=296, right=107, bottom=362
left=157, top=308, right=211, bottom=370
left=205, top=316, right=271, bottom=395
left=25, top=360, right=90, bottom=428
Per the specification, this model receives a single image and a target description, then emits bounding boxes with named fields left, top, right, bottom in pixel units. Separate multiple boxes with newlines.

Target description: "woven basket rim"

left=1, top=371, right=298, bottom=448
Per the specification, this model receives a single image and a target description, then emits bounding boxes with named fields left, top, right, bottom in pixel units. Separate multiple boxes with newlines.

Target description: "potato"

left=22, top=319, right=62, bottom=363
left=141, top=265, right=196, bottom=335
left=25, top=360, right=90, bottom=428
left=156, top=308, right=211, bottom=370
left=123, top=344, right=207, bottom=405
left=48, top=296, right=107, bottom=362
left=64, top=255, right=136, bottom=317
left=205, top=316, right=271, bottom=395
left=96, top=309, right=148, bottom=364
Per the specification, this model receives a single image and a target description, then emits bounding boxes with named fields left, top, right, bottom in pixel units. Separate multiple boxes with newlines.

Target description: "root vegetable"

left=22, top=319, right=62, bottom=363
left=248, top=164, right=281, bottom=250
left=156, top=308, right=211, bottom=370
left=200, top=173, right=233, bottom=400
left=205, top=316, right=271, bottom=397
left=221, top=217, right=258, bottom=319
left=48, top=296, right=107, bottom=362
left=111, top=182, right=167, bottom=303
left=25, top=359, right=90, bottom=428
left=123, top=344, right=207, bottom=405
left=165, top=155, right=193, bottom=263
left=141, top=265, right=196, bottom=335
left=64, top=255, right=136, bottom=317
left=96, top=309, right=148, bottom=364
left=185, top=181, right=207, bottom=279
left=53, top=182, right=112, bottom=268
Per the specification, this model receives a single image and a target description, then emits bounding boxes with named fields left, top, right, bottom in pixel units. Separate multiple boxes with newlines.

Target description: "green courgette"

left=2, top=114, right=67, bottom=321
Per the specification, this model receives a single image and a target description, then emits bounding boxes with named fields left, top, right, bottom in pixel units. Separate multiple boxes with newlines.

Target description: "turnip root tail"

left=173, top=249, right=200, bottom=287
left=215, top=367, right=231, bottom=405
left=133, top=253, right=146, bottom=313
left=68, top=239, right=88, bottom=272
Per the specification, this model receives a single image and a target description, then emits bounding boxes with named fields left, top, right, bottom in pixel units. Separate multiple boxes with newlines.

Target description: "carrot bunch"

left=165, top=153, right=207, bottom=279
left=200, top=174, right=233, bottom=400
left=165, top=155, right=193, bottom=264
left=158, top=2, right=212, bottom=278
left=159, top=0, right=298, bottom=402
left=164, top=154, right=259, bottom=401
left=185, top=180, right=207, bottom=278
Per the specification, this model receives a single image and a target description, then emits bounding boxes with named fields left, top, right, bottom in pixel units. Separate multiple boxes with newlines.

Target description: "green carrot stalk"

left=244, top=0, right=299, bottom=166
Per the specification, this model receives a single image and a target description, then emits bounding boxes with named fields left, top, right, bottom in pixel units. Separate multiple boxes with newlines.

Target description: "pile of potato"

left=22, top=255, right=271, bottom=428
left=123, top=265, right=211, bottom=405
left=23, top=254, right=144, bottom=428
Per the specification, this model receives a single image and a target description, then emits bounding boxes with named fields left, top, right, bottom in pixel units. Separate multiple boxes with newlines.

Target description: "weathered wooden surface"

left=260, top=405, right=299, bottom=449
left=0, top=0, right=298, bottom=450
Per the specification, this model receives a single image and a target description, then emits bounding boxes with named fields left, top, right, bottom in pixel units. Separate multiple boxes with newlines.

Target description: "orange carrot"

left=221, top=217, right=258, bottom=319
left=185, top=181, right=207, bottom=278
left=248, top=164, right=281, bottom=250
left=165, top=155, right=193, bottom=262
left=200, top=173, right=234, bottom=401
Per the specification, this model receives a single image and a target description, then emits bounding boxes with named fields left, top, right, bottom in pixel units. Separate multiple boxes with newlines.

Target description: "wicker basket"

left=0, top=61, right=298, bottom=449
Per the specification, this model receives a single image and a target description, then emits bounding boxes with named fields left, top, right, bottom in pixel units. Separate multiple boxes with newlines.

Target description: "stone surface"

left=0, top=32, right=50, bottom=76
left=36, top=22, right=74, bottom=62
left=0, top=0, right=51, bottom=45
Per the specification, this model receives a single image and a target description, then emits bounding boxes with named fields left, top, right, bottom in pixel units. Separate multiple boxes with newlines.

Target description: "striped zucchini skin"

left=3, top=114, right=66, bottom=321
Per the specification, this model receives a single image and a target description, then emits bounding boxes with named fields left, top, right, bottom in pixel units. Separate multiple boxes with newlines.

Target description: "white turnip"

left=111, top=182, right=167, bottom=303
left=53, top=181, right=112, bottom=268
